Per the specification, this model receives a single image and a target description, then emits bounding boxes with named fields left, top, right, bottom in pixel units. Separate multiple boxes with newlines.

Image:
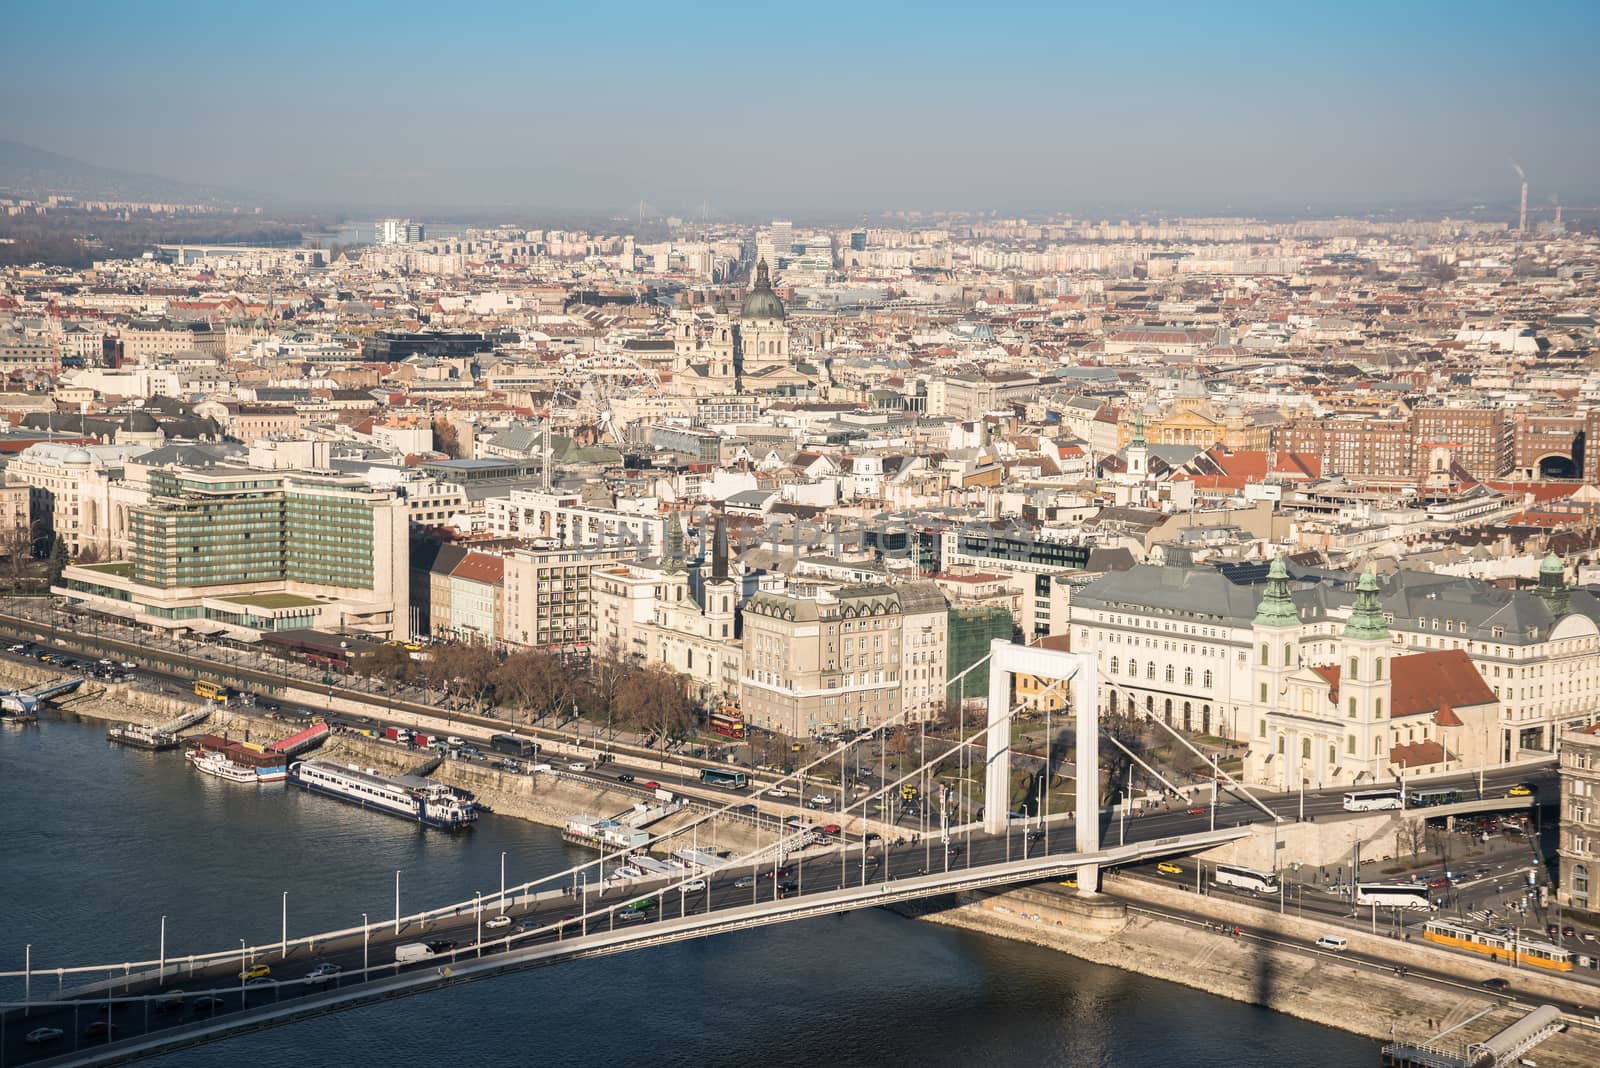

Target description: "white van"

left=394, top=942, right=436, bottom=964
left=1314, top=934, right=1348, bottom=952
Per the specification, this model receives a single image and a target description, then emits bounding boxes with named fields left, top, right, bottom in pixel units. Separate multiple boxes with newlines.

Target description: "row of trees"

left=353, top=640, right=699, bottom=746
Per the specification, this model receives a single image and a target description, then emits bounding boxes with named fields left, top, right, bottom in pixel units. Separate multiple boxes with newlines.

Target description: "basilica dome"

left=740, top=259, right=785, bottom=321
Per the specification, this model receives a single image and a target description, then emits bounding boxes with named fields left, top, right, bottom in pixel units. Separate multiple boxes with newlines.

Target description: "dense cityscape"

left=4, top=3, right=1600, bottom=1067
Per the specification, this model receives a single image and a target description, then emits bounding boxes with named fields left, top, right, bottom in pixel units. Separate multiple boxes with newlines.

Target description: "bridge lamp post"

left=475, top=893, right=482, bottom=957
left=580, top=873, right=588, bottom=936
left=361, top=914, right=368, bottom=977
left=499, top=851, right=507, bottom=913
left=394, top=870, right=402, bottom=935
left=158, top=916, right=166, bottom=987
left=239, top=940, right=246, bottom=999
left=281, top=891, right=288, bottom=960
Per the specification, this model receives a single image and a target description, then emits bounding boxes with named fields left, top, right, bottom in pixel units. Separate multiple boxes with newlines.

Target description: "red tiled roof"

left=1390, top=740, right=1447, bottom=769
left=449, top=552, right=504, bottom=585
left=1390, top=650, right=1496, bottom=719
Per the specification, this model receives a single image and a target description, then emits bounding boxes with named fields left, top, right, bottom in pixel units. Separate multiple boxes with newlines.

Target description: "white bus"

left=1213, top=864, right=1280, bottom=894
left=1342, top=788, right=1403, bottom=812
left=1355, top=883, right=1433, bottom=909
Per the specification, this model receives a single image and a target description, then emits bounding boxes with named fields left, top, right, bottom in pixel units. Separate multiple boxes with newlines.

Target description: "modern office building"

left=56, top=468, right=409, bottom=638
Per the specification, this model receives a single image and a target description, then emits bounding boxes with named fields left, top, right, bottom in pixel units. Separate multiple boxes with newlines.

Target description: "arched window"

left=1164, top=698, right=1173, bottom=724
left=1165, top=664, right=1175, bottom=683
left=1128, top=659, right=1138, bottom=679
left=1284, top=644, right=1293, bottom=667
left=1375, top=657, right=1384, bottom=681
left=1259, top=642, right=1269, bottom=666
left=1301, top=737, right=1312, bottom=760
left=1184, top=667, right=1194, bottom=686
left=1203, top=670, right=1213, bottom=689
left=1147, top=662, right=1156, bottom=680
left=1349, top=657, right=1359, bottom=681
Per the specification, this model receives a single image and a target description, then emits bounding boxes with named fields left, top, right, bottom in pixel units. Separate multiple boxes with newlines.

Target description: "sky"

left=7, top=0, right=1600, bottom=218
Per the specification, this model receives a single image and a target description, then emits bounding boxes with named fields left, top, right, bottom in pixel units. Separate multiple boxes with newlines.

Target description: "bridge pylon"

left=985, top=640, right=1100, bottom=889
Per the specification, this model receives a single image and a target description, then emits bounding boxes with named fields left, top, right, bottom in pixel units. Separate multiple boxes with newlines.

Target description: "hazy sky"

left=8, top=0, right=1600, bottom=217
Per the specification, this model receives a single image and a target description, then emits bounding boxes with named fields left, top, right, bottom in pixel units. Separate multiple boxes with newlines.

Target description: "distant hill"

left=0, top=139, right=249, bottom=205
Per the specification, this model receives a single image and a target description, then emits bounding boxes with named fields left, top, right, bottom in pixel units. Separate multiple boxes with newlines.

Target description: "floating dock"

left=108, top=707, right=212, bottom=751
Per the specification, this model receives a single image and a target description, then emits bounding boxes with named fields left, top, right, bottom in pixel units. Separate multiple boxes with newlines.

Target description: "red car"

left=822, top=823, right=841, bottom=835
left=1186, top=805, right=1206, bottom=816
left=1428, top=875, right=1451, bottom=889
left=642, top=781, right=660, bottom=790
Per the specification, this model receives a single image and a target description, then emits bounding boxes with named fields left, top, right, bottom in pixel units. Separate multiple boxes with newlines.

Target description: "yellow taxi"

left=1505, top=784, right=1535, bottom=797
left=1157, top=861, right=1184, bottom=876
left=238, top=963, right=271, bottom=980
left=1058, top=875, right=1078, bottom=889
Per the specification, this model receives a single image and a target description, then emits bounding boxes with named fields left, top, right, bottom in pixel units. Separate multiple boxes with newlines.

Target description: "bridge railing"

left=0, top=646, right=1079, bottom=997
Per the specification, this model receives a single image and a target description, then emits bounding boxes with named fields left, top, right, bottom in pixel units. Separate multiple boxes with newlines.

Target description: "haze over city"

left=6, top=0, right=1600, bottom=216
left=4, top=3, right=1600, bottom=1067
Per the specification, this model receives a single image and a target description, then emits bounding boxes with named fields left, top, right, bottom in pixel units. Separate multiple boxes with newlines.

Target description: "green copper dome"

left=1253, top=554, right=1299, bottom=628
left=1343, top=564, right=1389, bottom=641
left=740, top=259, right=785, bottom=321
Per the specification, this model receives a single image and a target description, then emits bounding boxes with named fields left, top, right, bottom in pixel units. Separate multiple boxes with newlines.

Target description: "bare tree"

left=582, top=640, right=637, bottom=739
left=491, top=650, right=573, bottom=724
left=427, top=644, right=498, bottom=713
left=614, top=664, right=696, bottom=748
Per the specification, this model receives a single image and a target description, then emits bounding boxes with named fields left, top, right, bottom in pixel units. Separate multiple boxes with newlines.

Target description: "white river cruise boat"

left=192, top=752, right=259, bottom=784
left=287, top=760, right=477, bottom=830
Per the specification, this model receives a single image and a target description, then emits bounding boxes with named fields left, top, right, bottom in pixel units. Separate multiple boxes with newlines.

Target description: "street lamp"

left=281, top=891, right=288, bottom=960
left=394, top=870, right=402, bottom=934
left=362, top=913, right=369, bottom=976
left=500, top=851, right=507, bottom=913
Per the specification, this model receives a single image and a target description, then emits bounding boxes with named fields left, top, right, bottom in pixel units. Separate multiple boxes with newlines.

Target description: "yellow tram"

left=1421, top=919, right=1573, bottom=972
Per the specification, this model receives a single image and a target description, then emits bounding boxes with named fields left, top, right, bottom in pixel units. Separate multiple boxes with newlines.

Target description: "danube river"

left=0, top=717, right=1376, bottom=1066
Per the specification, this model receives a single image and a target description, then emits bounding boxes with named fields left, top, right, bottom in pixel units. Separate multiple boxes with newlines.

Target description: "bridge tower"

left=984, top=639, right=1100, bottom=889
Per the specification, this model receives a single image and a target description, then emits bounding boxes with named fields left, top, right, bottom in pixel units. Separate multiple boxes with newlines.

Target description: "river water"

left=0, top=716, right=1376, bottom=1066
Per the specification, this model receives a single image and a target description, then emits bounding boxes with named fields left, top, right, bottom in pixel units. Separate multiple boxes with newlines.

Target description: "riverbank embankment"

left=903, top=875, right=1599, bottom=1066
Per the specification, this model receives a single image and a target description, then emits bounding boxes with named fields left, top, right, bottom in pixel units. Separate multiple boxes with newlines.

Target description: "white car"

left=485, top=914, right=512, bottom=929
left=682, top=879, right=707, bottom=892
left=25, top=1027, right=64, bottom=1044
left=302, top=962, right=343, bottom=984
left=568, top=762, right=589, bottom=772
left=446, top=736, right=465, bottom=746
left=810, top=794, right=832, bottom=805
left=765, top=787, right=789, bottom=798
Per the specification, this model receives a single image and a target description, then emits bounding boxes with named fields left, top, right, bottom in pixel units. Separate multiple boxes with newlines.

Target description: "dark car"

left=82, top=1021, right=117, bottom=1038
left=191, top=996, right=226, bottom=1012
left=1481, top=977, right=1510, bottom=991
left=863, top=832, right=882, bottom=845
left=616, top=773, right=635, bottom=784
left=761, top=866, right=793, bottom=880
left=777, top=881, right=800, bottom=899
left=947, top=845, right=966, bottom=858
left=1563, top=925, right=1576, bottom=938
left=1026, top=830, right=1045, bottom=842
left=424, top=939, right=456, bottom=953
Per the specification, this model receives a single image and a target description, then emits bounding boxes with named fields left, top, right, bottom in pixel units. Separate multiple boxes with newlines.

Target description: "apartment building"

left=501, top=545, right=625, bottom=653
left=485, top=489, right=666, bottom=558
left=1556, top=724, right=1599, bottom=915
left=740, top=578, right=946, bottom=736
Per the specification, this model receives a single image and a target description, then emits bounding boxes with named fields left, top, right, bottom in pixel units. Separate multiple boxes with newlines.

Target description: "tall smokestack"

left=1511, top=161, right=1528, bottom=235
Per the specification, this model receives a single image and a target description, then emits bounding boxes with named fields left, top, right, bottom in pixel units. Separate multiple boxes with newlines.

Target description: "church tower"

left=737, top=259, right=788, bottom=384
left=1340, top=564, right=1392, bottom=782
